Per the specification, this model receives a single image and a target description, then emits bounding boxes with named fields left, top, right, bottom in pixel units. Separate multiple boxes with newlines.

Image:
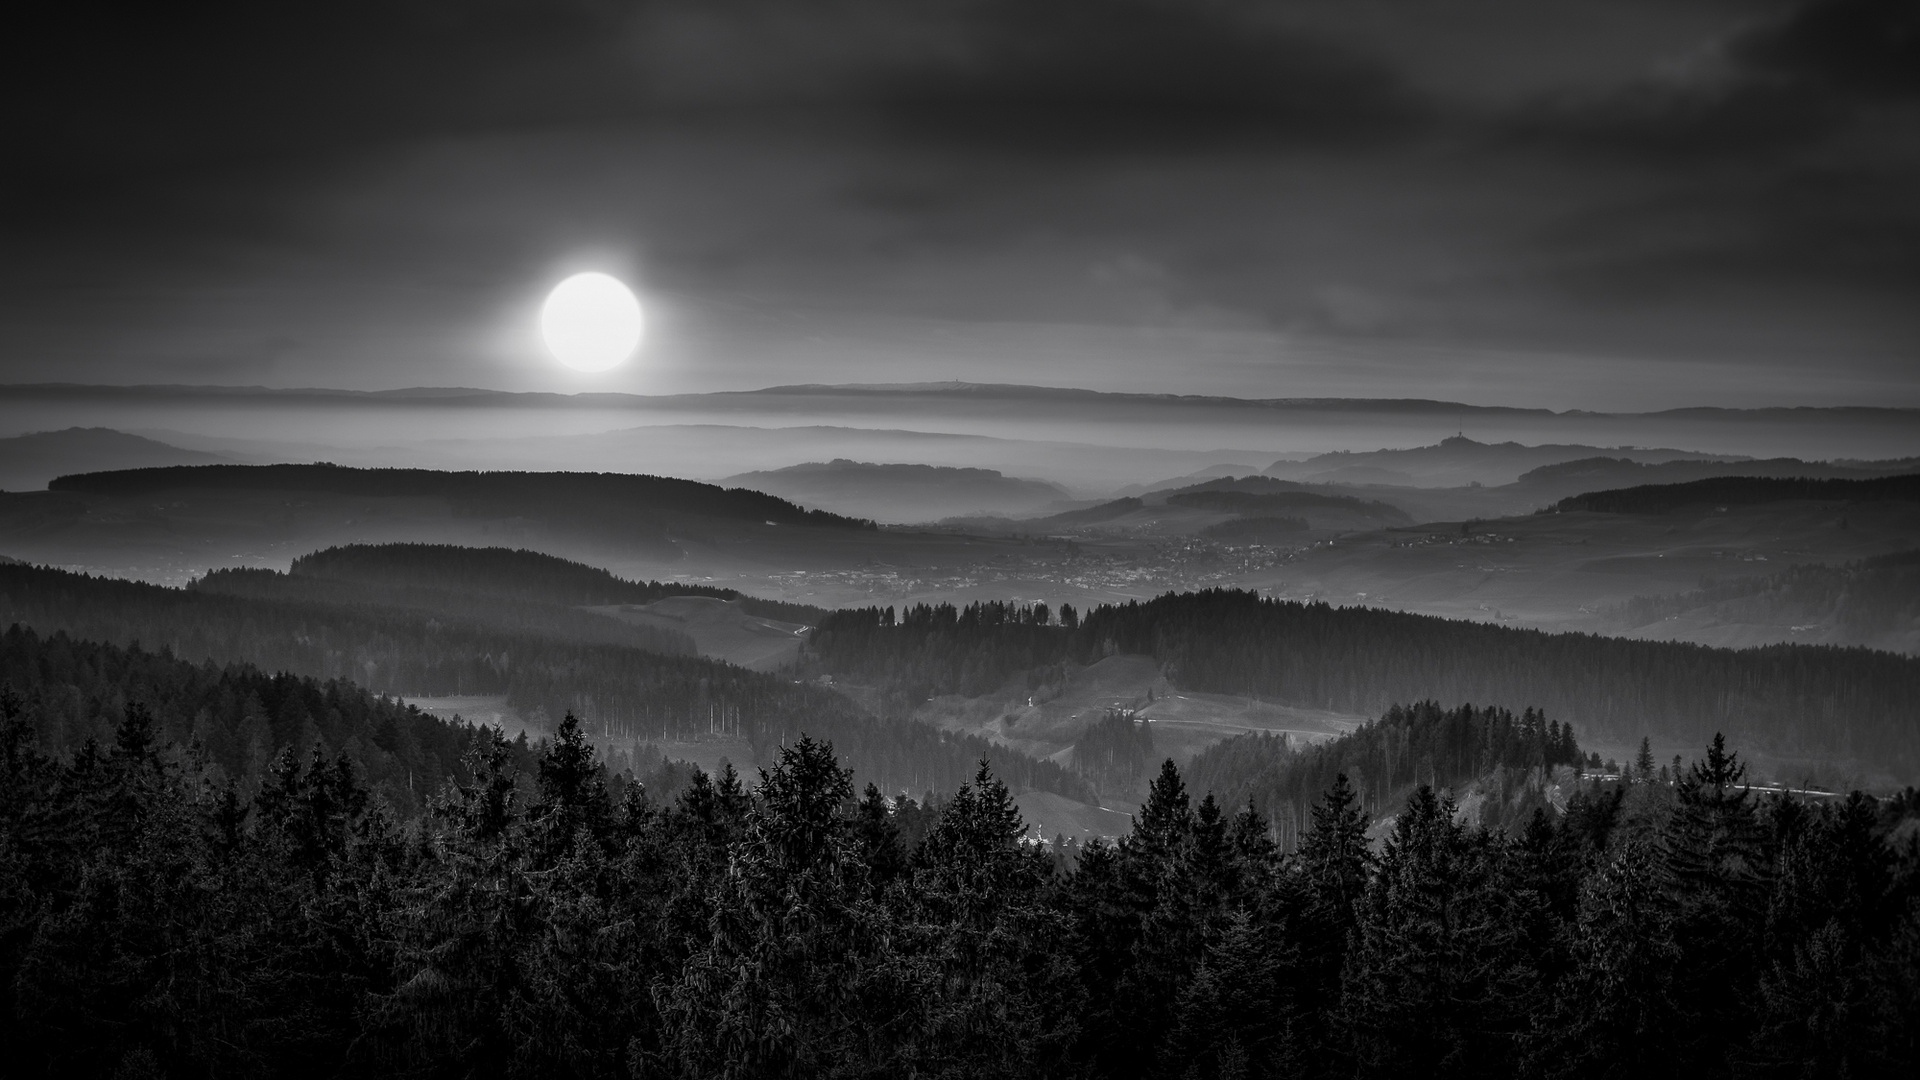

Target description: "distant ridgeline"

left=1517, top=454, right=1920, bottom=491
left=48, top=462, right=877, bottom=530
left=1163, top=484, right=1411, bottom=525
left=809, top=590, right=1920, bottom=776
left=1554, top=471, right=1920, bottom=514
left=0, top=624, right=498, bottom=817
left=287, top=542, right=827, bottom=625
left=0, top=563, right=1089, bottom=802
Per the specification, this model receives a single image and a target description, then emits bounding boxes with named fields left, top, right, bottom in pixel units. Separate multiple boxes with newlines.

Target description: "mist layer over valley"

left=9, top=0, right=1920, bottom=1070
left=3, top=403, right=1920, bottom=791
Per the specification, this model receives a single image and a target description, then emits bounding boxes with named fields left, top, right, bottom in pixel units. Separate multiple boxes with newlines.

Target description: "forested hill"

left=290, top=543, right=826, bottom=625
left=192, top=566, right=701, bottom=656
left=5, top=699, right=1916, bottom=1076
left=0, top=624, right=498, bottom=817
left=808, top=590, right=1920, bottom=779
left=48, top=463, right=875, bottom=529
left=0, top=563, right=1090, bottom=802
left=1163, top=486, right=1410, bottom=525
left=1554, top=471, right=1920, bottom=514
left=1184, top=701, right=1585, bottom=846
left=1605, top=548, right=1920, bottom=651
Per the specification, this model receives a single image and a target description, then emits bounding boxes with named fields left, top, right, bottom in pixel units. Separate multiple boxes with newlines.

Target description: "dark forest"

left=2, top=655, right=1915, bottom=1077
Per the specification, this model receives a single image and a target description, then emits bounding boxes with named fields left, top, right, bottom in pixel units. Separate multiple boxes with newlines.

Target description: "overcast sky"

left=2, top=0, right=1914, bottom=408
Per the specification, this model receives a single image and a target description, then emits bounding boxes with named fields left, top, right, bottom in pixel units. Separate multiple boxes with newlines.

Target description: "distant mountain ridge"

left=1516, top=455, right=1919, bottom=493
left=289, top=542, right=826, bottom=625
left=48, top=463, right=875, bottom=530
left=1264, top=434, right=1737, bottom=488
left=724, top=459, right=1071, bottom=522
left=1556, top=473, right=1920, bottom=515
left=8, top=380, right=1918, bottom=422
left=970, top=475, right=1410, bottom=535
left=0, top=426, right=227, bottom=492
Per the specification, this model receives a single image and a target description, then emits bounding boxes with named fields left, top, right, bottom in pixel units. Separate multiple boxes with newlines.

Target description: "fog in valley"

left=4, top=1, right=1918, bottom=1076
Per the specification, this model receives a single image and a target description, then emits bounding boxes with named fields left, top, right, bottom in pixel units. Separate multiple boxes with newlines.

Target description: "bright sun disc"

left=541, top=272, right=644, bottom=372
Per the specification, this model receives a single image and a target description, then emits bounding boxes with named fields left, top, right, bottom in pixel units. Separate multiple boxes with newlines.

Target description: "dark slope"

left=724, top=459, right=1070, bottom=522
left=1516, top=454, right=1917, bottom=496
left=289, top=543, right=826, bottom=625
left=192, top=567, right=701, bottom=656
left=1186, top=700, right=1584, bottom=844
left=809, top=590, right=1920, bottom=780
left=0, top=427, right=228, bottom=492
left=0, top=562, right=1090, bottom=802
left=49, top=463, right=874, bottom=529
left=1604, top=550, right=1920, bottom=653
left=1021, top=497, right=1143, bottom=530
left=1556, top=473, right=1920, bottom=514
left=1164, top=484, right=1411, bottom=526
left=0, top=623, right=496, bottom=818
left=1266, top=433, right=1732, bottom=487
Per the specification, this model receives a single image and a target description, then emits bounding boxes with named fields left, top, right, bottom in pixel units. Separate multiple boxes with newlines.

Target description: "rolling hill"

left=1264, top=434, right=1735, bottom=488
left=0, top=427, right=228, bottom=492
left=807, top=590, right=1920, bottom=787
left=724, top=459, right=1072, bottom=522
left=0, top=559, right=1091, bottom=804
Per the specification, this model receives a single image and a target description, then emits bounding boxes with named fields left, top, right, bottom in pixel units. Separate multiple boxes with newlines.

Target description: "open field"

left=588, top=596, right=812, bottom=671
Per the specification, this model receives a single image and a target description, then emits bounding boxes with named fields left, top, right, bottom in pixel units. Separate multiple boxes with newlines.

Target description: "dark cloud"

left=1505, top=0, right=1919, bottom=158
left=1505, top=79, right=1839, bottom=160
left=862, top=0, right=1424, bottom=152
left=4, top=0, right=1420, bottom=187
left=2, top=0, right=1914, bottom=402
left=1736, top=0, right=1920, bottom=96
left=3, top=0, right=646, bottom=186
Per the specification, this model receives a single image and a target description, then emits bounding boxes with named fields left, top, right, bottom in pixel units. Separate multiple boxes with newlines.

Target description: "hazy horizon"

left=5, top=1, right=1915, bottom=409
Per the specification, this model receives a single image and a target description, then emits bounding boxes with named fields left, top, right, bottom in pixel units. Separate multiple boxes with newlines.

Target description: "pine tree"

left=1289, top=772, right=1372, bottom=1078
left=1342, top=786, right=1533, bottom=1077
left=1525, top=841, right=1684, bottom=1077
left=527, top=712, right=613, bottom=862
left=1089, top=759, right=1198, bottom=1080
left=1659, top=733, right=1770, bottom=1072
left=1160, top=911, right=1299, bottom=1080
left=652, top=736, right=878, bottom=1077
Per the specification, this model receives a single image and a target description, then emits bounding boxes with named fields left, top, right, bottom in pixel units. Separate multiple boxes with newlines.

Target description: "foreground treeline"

left=810, top=589, right=1920, bottom=775
left=2, top=697, right=1916, bottom=1078
left=0, top=566, right=1090, bottom=801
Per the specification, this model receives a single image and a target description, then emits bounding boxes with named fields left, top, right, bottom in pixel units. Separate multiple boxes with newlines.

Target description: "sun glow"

left=541, top=272, right=644, bottom=372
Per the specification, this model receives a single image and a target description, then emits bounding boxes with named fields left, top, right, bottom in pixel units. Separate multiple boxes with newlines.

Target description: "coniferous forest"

left=0, top=565, right=1086, bottom=803
left=810, top=590, right=1920, bottom=774
left=3, top=642, right=1917, bottom=1078
left=1, top=531, right=1916, bottom=1077
left=14, top=0, right=1920, bottom=1074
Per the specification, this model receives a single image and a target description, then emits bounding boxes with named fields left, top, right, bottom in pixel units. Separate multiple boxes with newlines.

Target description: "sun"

left=541, top=272, right=644, bottom=372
